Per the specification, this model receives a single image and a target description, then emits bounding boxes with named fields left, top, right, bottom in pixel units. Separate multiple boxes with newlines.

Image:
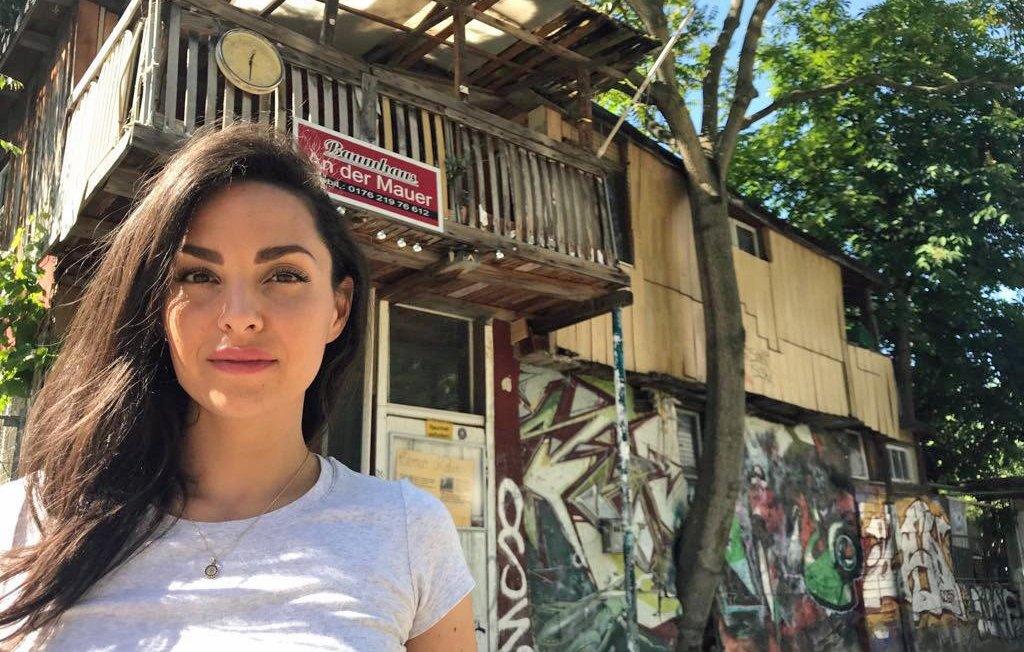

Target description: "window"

left=675, top=408, right=701, bottom=505
left=887, top=444, right=918, bottom=483
left=839, top=431, right=869, bottom=479
left=730, top=218, right=761, bottom=257
left=388, top=304, right=478, bottom=414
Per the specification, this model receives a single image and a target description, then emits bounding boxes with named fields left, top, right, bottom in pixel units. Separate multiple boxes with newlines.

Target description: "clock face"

left=216, top=29, right=284, bottom=95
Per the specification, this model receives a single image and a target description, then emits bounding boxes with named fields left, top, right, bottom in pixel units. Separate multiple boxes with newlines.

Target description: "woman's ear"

left=328, top=276, right=355, bottom=343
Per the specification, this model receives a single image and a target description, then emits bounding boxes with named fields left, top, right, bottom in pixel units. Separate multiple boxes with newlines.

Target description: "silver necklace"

left=186, top=449, right=312, bottom=579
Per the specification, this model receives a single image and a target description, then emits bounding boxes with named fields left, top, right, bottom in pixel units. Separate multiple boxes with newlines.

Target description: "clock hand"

left=248, top=50, right=256, bottom=81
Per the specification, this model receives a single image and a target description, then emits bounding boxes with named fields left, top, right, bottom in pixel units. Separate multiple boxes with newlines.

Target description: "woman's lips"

left=208, top=360, right=277, bottom=374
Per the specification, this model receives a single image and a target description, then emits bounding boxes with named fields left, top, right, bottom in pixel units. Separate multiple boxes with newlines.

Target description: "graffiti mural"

left=893, top=497, right=965, bottom=623
left=517, top=364, right=686, bottom=650
left=718, top=418, right=865, bottom=651
left=857, top=487, right=903, bottom=650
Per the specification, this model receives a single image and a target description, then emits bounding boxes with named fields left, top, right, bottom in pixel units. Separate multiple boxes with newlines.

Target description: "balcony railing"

left=56, top=0, right=623, bottom=280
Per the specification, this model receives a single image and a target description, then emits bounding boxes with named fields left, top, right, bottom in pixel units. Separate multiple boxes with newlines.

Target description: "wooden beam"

left=319, top=0, right=338, bottom=44
left=527, top=289, right=632, bottom=333
left=380, top=249, right=480, bottom=303
left=398, top=0, right=502, bottom=67
left=381, top=4, right=451, bottom=65
left=452, top=1, right=466, bottom=98
left=178, top=0, right=369, bottom=74
left=432, top=0, right=625, bottom=81
left=314, top=0, right=536, bottom=78
left=576, top=66, right=593, bottom=150
left=259, top=0, right=288, bottom=17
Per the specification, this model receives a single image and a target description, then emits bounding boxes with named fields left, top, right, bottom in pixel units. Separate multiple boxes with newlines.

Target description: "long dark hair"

left=0, top=121, right=369, bottom=645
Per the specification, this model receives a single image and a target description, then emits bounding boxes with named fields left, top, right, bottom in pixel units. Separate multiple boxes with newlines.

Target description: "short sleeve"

left=400, top=480, right=476, bottom=639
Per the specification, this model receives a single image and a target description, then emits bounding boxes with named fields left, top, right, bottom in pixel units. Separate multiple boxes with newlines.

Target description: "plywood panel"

left=548, top=141, right=896, bottom=434
left=846, top=344, right=902, bottom=439
left=734, top=249, right=780, bottom=353
left=629, top=144, right=700, bottom=299
left=767, top=230, right=846, bottom=361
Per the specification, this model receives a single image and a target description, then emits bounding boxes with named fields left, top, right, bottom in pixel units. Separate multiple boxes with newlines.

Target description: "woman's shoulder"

left=0, top=472, right=39, bottom=551
left=321, top=456, right=448, bottom=523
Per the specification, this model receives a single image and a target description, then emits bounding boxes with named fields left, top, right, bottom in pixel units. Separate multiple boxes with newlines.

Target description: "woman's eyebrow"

left=180, top=244, right=316, bottom=263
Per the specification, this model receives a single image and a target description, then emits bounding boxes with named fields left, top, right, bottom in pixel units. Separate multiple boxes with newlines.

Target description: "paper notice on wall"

left=395, top=449, right=474, bottom=527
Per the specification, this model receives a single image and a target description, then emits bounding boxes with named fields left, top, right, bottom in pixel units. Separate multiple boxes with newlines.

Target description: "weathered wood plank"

left=223, top=79, right=235, bottom=126
left=164, top=1, right=181, bottom=130
left=204, top=34, right=217, bottom=125
left=394, top=99, right=407, bottom=155
left=484, top=134, right=501, bottom=236
left=381, top=96, right=393, bottom=150
left=434, top=113, right=447, bottom=216
left=306, top=69, right=319, bottom=123
left=336, top=81, right=349, bottom=134
left=407, top=106, right=420, bottom=161
left=183, top=35, right=198, bottom=132
left=421, top=108, right=434, bottom=166
left=470, top=129, right=486, bottom=228
left=322, top=75, right=334, bottom=130
left=290, top=65, right=303, bottom=122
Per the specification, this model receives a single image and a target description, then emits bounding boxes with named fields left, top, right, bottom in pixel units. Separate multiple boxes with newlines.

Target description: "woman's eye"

left=269, top=269, right=310, bottom=283
left=176, top=269, right=216, bottom=283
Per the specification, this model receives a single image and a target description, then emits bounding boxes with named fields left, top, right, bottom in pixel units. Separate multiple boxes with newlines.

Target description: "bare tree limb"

left=717, top=0, right=778, bottom=177
left=625, top=0, right=719, bottom=195
left=742, top=73, right=1024, bottom=128
left=701, top=0, right=744, bottom=141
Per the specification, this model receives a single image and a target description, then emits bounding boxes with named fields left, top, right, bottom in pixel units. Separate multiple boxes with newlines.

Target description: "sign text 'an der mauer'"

left=294, top=118, right=443, bottom=233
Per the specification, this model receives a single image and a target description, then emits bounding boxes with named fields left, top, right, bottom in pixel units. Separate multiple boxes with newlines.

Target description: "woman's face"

left=162, top=181, right=353, bottom=420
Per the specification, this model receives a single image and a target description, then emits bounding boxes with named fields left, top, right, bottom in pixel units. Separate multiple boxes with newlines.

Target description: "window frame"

left=841, top=430, right=870, bottom=480
left=674, top=407, right=702, bottom=505
left=886, top=443, right=918, bottom=484
left=729, top=217, right=762, bottom=258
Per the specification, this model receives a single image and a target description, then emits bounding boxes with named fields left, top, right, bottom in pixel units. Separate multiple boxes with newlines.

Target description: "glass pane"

left=735, top=225, right=758, bottom=256
left=389, top=434, right=485, bottom=528
left=389, top=305, right=471, bottom=413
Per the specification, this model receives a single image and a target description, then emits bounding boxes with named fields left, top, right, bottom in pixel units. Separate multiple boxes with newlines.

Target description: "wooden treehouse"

left=0, top=0, right=658, bottom=331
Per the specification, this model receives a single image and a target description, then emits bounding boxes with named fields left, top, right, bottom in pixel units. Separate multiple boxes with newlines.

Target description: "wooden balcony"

left=52, top=0, right=634, bottom=325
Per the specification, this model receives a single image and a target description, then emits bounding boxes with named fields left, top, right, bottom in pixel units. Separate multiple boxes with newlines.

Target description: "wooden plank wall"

left=553, top=141, right=901, bottom=438
left=1, top=0, right=119, bottom=248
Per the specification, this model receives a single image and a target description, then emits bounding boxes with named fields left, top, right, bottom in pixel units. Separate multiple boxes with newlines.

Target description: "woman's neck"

left=172, top=402, right=321, bottom=522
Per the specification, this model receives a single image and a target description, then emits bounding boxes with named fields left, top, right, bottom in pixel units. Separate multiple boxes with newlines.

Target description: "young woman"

left=0, top=123, right=476, bottom=650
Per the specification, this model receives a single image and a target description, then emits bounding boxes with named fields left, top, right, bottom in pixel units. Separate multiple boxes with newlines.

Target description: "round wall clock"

left=214, top=29, right=284, bottom=95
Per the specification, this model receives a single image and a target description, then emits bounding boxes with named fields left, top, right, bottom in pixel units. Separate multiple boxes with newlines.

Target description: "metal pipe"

left=612, top=305, right=637, bottom=649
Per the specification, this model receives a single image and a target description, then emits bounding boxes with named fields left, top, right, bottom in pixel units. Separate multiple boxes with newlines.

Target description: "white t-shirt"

left=0, top=454, right=476, bottom=650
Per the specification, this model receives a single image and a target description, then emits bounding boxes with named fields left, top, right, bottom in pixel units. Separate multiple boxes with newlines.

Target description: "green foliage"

left=731, top=0, right=1024, bottom=482
left=0, top=222, right=54, bottom=413
left=0, top=76, right=24, bottom=156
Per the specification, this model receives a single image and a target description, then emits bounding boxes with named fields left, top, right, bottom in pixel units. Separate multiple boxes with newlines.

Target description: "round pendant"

left=204, top=561, right=220, bottom=579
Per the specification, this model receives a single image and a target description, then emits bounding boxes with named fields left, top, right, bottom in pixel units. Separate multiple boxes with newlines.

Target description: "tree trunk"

left=893, top=287, right=916, bottom=425
left=673, top=183, right=747, bottom=651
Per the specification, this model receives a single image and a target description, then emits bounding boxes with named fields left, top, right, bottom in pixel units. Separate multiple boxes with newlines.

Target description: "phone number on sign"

left=325, top=178, right=436, bottom=219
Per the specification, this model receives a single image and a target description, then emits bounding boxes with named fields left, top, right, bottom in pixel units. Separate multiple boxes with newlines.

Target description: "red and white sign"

left=294, top=118, right=443, bottom=233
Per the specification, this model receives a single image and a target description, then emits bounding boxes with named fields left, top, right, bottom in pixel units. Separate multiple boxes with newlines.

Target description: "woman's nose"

left=217, top=282, right=264, bottom=334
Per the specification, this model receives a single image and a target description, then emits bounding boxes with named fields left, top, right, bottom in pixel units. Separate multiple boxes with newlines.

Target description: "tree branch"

left=625, top=0, right=719, bottom=196
left=701, top=0, right=744, bottom=141
left=717, top=0, right=777, bottom=178
left=742, top=74, right=1024, bottom=129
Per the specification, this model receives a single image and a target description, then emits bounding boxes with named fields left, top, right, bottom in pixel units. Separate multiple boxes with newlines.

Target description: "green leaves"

left=732, top=0, right=1024, bottom=482
left=0, top=225, right=55, bottom=412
